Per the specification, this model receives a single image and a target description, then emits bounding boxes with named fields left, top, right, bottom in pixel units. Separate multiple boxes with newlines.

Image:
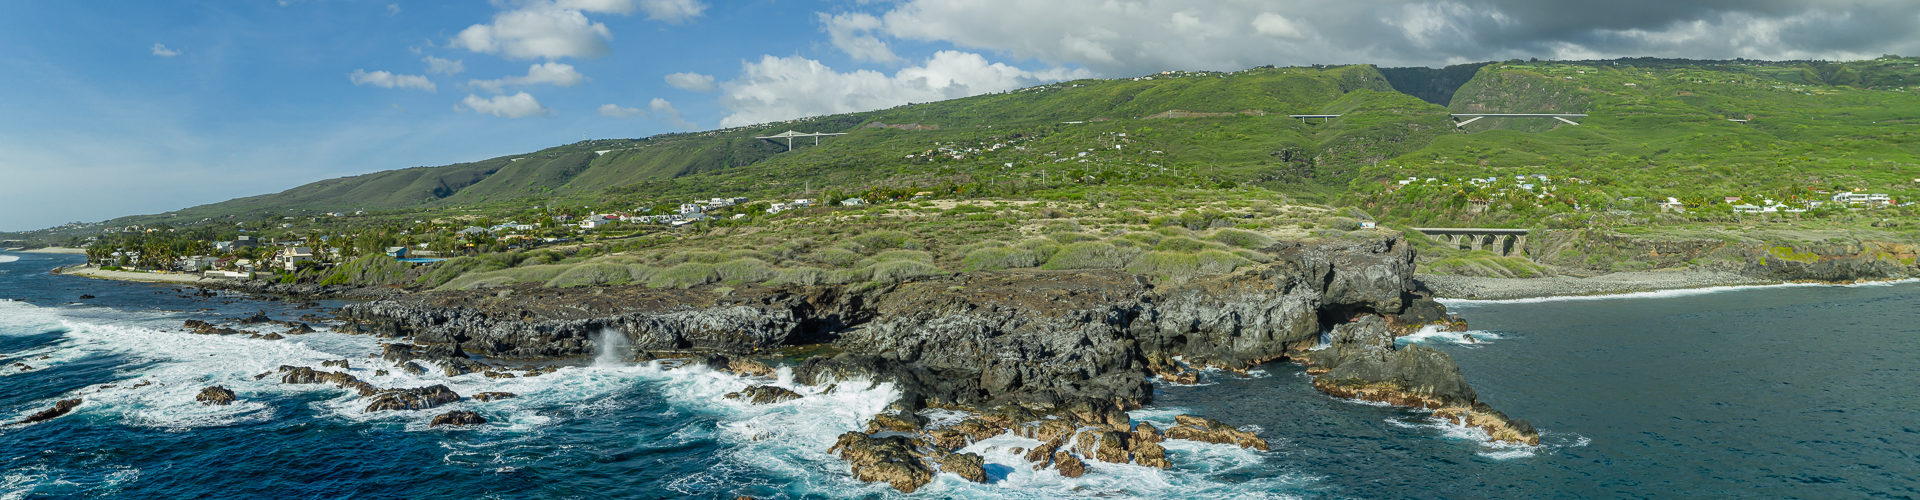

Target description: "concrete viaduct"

left=1411, top=228, right=1530, bottom=256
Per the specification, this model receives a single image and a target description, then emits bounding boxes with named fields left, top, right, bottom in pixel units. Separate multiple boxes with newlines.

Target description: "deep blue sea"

left=3, top=251, right=1918, bottom=498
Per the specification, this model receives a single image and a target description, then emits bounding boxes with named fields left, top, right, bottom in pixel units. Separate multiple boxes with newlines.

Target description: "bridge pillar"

left=1513, top=235, right=1527, bottom=257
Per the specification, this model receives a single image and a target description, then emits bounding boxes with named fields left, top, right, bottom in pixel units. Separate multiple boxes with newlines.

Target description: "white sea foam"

left=1396, top=325, right=1503, bottom=347
left=1384, top=414, right=1588, bottom=460
left=1439, top=278, right=1920, bottom=307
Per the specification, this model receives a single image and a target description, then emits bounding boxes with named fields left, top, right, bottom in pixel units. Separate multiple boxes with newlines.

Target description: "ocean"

left=3, top=251, right=1917, bottom=498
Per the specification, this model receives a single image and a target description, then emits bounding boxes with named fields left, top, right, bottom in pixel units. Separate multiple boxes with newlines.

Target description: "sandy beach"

left=58, top=265, right=219, bottom=285
left=20, top=247, right=86, bottom=255
left=1416, top=269, right=1775, bottom=300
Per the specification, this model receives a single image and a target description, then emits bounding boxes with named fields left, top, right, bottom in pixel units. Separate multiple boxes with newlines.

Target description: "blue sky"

left=3, top=0, right=1913, bottom=231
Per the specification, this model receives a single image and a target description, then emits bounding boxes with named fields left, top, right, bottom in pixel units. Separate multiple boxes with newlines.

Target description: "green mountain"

left=15, top=56, right=1920, bottom=239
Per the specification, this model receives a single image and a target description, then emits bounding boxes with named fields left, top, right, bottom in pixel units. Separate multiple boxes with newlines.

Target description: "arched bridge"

left=1411, top=228, right=1529, bottom=256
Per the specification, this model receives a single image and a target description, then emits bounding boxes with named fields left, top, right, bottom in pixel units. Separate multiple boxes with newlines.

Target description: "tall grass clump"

left=852, top=230, right=917, bottom=252
left=1041, top=241, right=1133, bottom=270
left=547, top=262, right=634, bottom=287
left=1210, top=229, right=1275, bottom=249
left=1152, top=236, right=1213, bottom=252
left=870, top=260, right=943, bottom=284
left=714, top=258, right=777, bottom=283
left=437, top=264, right=570, bottom=290
left=961, top=246, right=1043, bottom=271
left=417, top=257, right=509, bottom=288
left=807, top=248, right=861, bottom=268
left=873, top=249, right=933, bottom=263
left=765, top=266, right=827, bottom=286
left=647, top=262, right=719, bottom=288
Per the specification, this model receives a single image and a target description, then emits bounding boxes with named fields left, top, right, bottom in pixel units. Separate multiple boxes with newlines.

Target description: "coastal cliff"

left=339, top=235, right=1534, bottom=490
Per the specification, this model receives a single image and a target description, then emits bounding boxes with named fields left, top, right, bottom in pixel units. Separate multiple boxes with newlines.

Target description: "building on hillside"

left=841, top=197, right=867, bottom=206
left=457, top=226, right=491, bottom=237
left=282, top=247, right=314, bottom=271
left=579, top=214, right=612, bottom=229
left=1831, top=192, right=1892, bottom=206
left=385, top=247, right=409, bottom=258
left=1657, top=197, right=1687, bottom=213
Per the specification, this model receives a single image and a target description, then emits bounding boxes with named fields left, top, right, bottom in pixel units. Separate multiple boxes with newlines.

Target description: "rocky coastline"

left=330, top=235, right=1536, bottom=491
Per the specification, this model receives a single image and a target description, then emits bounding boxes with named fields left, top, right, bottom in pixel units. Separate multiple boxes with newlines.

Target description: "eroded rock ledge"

left=340, top=235, right=1530, bottom=491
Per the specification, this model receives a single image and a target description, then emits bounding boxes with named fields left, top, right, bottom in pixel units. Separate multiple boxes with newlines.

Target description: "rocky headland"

left=332, top=235, right=1536, bottom=491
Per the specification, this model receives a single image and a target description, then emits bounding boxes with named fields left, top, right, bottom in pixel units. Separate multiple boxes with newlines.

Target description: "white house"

left=579, top=214, right=612, bottom=229
left=1831, top=192, right=1892, bottom=206
left=282, top=247, right=314, bottom=271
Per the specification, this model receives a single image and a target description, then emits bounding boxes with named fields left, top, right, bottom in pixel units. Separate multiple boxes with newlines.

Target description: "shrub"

left=1042, top=241, right=1133, bottom=270
left=417, top=257, right=508, bottom=288
left=1015, top=239, right=1064, bottom=263
left=1047, top=232, right=1101, bottom=244
left=714, top=258, right=777, bottom=283
left=437, top=264, right=569, bottom=290
left=660, top=250, right=726, bottom=265
left=870, top=260, right=943, bottom=284
left=1210, top=228, right=1275, bottom=249
left=962, top=246, right=1043, bottom=271
left=547, top=263, right=633, bottom=288
left=647, top=262, right=718, bottom=289
left=1317, top=216, right=1362, bottom=232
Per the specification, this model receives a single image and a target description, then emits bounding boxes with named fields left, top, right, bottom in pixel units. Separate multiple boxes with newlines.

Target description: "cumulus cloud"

left=469, top=62, right=585, bottom=92
left=650, top=97, right=698, bottom=129
left=460, top=92, right=551, bottom=118
left=821, top=12, right=898, bottom=63
left=423, top=56, right=465, bottom=75
left=717, top=51, right=1092, bottom=127
left=387, top=3, right=400, bottom=16
left=151, top=43, right=180, bottom=58
left=451, top=4, right=614, bottom=60
left=349, top=69, right=436, bottom=91
left=663, top=71, right=717, bottom=92
left=858, top=0, right=1920, bottom=73
left=638, top=0, right=706, bottom=24
left=598, top=103, right=645, bottom=117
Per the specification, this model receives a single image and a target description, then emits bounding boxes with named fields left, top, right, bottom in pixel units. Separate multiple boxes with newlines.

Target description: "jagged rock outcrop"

left=321, top=359, right=350, bottom=369
left=472, top=391, right=517, bottom=402
left=17, top=398, right=81, bottom=424
left=365, top=385, right=461, bottom=412
left=1164, top=414, right=1269, bottom=451
left=828, top=432, right=935, bottom=493
left=724, top=385, right=802, bottom=405
left=183, top=319, right=237, bottom=335
left=430, top=410, right=487, bottom=427
left=936, top=452, right=987, bottom=483
left=1305, top=315, right=1537, bottom=444
left=196, top=386, right=237, bottom=405
left=275, top=365, right=378, bottom=396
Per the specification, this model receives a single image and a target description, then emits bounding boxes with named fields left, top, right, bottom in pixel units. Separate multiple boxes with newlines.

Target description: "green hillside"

left=13, top=56, right=1920, bottom=252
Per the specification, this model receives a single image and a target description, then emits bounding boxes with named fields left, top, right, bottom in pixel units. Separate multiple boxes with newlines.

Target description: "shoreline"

left=1418, top=269, right=1915, bottom=301
left=57, top=264, right=221, bottom=285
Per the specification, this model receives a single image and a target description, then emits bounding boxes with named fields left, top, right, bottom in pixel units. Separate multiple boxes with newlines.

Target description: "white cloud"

left=717, top=51, right=1091, bottom=128
left=386, top=3, right=400, bottom=16
left=663, top=72, right=717, bottom=92
left=349, top=69, right=436, bottom=91
left=451, top=5, right=613, bottom=60
left=638, top=0, right=705, bottom=24
left=1251, top=13, right=1308, bottom=40
left=598, top=103, right=645, bottom=117
left=469, top=62, right=585, bottom=92
left=821, top=12, right=898, bottom=63
left=423, top=56, right=465, bottom=75
left=460, top=92, right=551, bottom=118
left=151, top=43, right=180, bottom=58
left=649, top=98, right=697, bottom=129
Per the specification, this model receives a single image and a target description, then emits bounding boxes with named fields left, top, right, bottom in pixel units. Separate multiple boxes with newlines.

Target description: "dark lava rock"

left=1164, top=414, right=1268, bottom=451
left=259, top=332, right=285, bottom=340
left=1305, top=316, right=1476, bottom=409
left=399, top=361, right=428, bottom=376
left=374, top=369, right=389, bottom=376
left=828, top=432, right=934, bottom=493
left=936, top=452, right=987, bottom=483
left=439, top=358, right=484, bottom=377
left=182, top=319, right=236, bottom=335
left=78, top=294, right=95, bottom=300
left=429, top=410, right=487, bottom=427
left=238, top=311, right=272, bottom=324
left=17, top=398, right=81, bottom=424
left=277, top=365, right=378, bottom=397
left=365, top=385, right=461, bottom=412
left=380, top=344, right=418, bottom=364
left=196, top=386, right=237, bottom=405
left=1052, top=451, right=1086, bottom=478
left=472, top=392, right=517, bottom=402
left=321, top=359, right=351, bottom=369
left=285, top=323, right=316, bottom=335
left=723, top=385, right=802, bottom=405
